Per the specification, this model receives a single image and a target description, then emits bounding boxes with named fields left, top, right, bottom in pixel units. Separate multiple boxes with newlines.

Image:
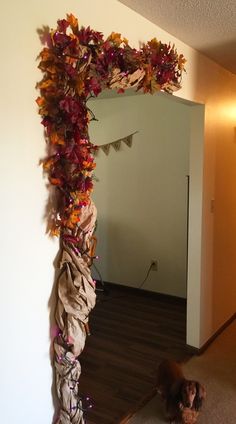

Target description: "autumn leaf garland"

left=37, top=13, right=186, bottom=240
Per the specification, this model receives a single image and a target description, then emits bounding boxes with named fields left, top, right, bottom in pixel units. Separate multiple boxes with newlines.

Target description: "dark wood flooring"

left=79, top=283, right=192, bottom=424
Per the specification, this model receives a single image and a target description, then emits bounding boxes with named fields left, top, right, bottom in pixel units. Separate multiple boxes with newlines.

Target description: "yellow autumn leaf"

left=148, top=38, right=160, bottom=50
left=178, top=54, right=187, bottom=70
left=108, top=32, right=123, bottom=46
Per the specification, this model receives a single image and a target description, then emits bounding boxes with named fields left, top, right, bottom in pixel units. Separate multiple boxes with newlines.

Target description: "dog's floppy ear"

left=170, top=379, right=184, bottom=402
left=194, top=382, right=206, bottom=410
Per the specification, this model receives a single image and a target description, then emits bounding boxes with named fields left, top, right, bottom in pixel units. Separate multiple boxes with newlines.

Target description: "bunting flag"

left=94, top=131, right=138, bottom=155
left=112, top=140, right=121, bottom=151
left=101, top=144, right=111, bottom=155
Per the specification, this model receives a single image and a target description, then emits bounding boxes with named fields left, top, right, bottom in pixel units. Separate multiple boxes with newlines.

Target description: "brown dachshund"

left=156, top=359, right=206, bottom=423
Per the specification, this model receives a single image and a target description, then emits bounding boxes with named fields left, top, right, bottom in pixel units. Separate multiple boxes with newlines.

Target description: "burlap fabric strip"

left=54, top=200, right=97, bottom=424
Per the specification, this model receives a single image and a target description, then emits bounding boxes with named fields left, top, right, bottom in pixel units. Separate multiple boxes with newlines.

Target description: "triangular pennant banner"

left=101, top=144, right=111, bottom=155
left=123, top=134, right=133, bottom=148
left=97, top=131, right=138, bottom=154
left=112, top=140, right=121, bottom=151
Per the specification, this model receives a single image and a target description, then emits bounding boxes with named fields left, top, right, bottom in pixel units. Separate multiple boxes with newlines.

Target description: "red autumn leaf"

left=87, top=77, right=102, bottom=96
left=57, top=19, right=69, bottom=33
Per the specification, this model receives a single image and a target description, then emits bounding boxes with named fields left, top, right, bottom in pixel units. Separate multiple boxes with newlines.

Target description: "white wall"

left=0, top=0, right=236, bottom=422
left=89, top=93, right=190, bottom=298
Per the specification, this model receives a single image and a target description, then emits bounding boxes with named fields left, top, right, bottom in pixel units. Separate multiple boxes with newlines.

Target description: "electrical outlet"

left=150, top=260, right=158, bottom=271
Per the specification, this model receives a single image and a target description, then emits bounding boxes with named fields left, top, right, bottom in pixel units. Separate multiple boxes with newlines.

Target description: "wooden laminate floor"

left=79, top=284, right=192, bottom=424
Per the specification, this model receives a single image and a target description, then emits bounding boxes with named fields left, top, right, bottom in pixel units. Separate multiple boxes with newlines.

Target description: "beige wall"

left=0, top=0, right=236, bottom=422
left=190, top=57, right=236, bottom=346
left=89, top=93, right=191, bottom=298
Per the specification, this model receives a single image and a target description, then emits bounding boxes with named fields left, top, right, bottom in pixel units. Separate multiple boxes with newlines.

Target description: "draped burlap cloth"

left=54, top=200, right=97, bottom=424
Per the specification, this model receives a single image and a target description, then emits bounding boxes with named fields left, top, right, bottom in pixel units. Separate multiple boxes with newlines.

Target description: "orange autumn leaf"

left=42, top=158, right=55, bottom=171
left=65, top=209, right=81, bottom=229
left=38, top=106, right=48, bottom=116
left=50, top=227, right=60, bottom=237
left=44, top=64, right=57, bottom=74
left=65, top=55, right=77, bottom=66
left=36, top=96, right=45, bottom=107
left=66, top=13, right=79, bottom=32
left=70, top=210, right=80, bottom=221
left=50, top=177, right=62, bottom=186
left=82, top=160, right=96, bottom=170
left=37, top=79, right=55, bottom=90
left=40, top=47, right=52, bottom=61
left=72, top=191, right=89, bottom=204
left=50, top=132, right=65, bottom=145
left=76, top=74, right=85, bottom=95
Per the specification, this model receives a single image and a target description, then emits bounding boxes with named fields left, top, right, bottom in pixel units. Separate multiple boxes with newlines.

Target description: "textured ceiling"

left=119, top=0, right=236, bottom=74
